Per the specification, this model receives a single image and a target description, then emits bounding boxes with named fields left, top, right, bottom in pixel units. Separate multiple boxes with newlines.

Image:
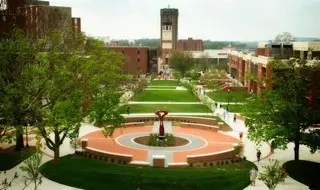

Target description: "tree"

left=274, top=32, right=295, bottom=43
left=0, top=171, right=19, bottom=190
left=28, top=30, right=127, bottom=161
left=197, top=54, right=210, bottom=72
left=169, top=51, right=194, bottom=78
left=258, top=159, right=286, bottom=190
left=172, top=71, right=182, bottom=85
left=0, top=29, right=37, bottom=150
left=20, top=151, right=43, bottom=190
left=244, top=58, right=316, bottom=160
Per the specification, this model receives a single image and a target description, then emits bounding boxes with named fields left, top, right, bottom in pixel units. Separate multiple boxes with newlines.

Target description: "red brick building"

left=0, top=0, right=81, bottom=40
left=229, top=43, right=320, bottom=108
left=18, top=5, right=72, bottom=39
left=106, top=47, right=149, bottom=74
left=178, top=38, right=204, bottom=51
left=72, top=17, right=81, bottom=33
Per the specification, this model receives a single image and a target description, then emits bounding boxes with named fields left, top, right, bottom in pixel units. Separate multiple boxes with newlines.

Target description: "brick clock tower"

left=159, top=6, right=178, bottom=71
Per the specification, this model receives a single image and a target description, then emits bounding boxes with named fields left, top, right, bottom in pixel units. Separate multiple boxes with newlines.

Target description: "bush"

left=148, top=134, right=175, bottom=147
left=258, top=159, right=286, bottom=190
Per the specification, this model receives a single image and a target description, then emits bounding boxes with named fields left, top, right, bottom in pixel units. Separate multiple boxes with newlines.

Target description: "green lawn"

left=206, top=91, right=251, bottom=102
left=40, top=155, right=255, bottom=190
left=283, top=160, right=320, bottom=188
left=149, top=80, right=178, bottom=86
left=225, top=104, right=245, bottom=113
left=130, top=90, right=199, bottom=102
left=119, top=104, right=211, bottom=113
left=0, top=147, right=35, bottom=171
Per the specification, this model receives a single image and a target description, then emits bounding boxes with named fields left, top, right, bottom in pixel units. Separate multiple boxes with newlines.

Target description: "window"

left=137, top=58, right=140, bottom=62
left=166, top=26, right=168, bottom=30
left=122, top=49, right=124, bottom=54
left=137, top=50, right=140, bottom=54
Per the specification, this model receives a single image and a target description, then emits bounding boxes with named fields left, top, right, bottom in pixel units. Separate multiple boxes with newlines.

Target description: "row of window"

left=162, top=25, right=172, bottom=31
left=121, top=50, right=140, bottom=54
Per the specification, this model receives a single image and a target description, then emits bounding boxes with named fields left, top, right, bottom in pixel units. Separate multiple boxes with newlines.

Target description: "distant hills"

left=295, top=37, right=320, bottom=42
left=111, top=37, right=320, bottom=49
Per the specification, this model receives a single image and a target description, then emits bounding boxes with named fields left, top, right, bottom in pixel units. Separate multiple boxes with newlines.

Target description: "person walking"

left=127, top=107, right=130, bottom=115
left=250, top=168, right=258, bottom=186
left=239, top=131, right=243, bottom=140
left=256, top=150, right=262, bottom=162
left=233, top=114, right=237, bottom=122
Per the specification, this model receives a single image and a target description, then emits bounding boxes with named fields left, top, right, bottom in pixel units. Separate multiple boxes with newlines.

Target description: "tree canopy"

left=243, top=58, right=319, bottom=160
left=169, top=51, right=194, bottom=78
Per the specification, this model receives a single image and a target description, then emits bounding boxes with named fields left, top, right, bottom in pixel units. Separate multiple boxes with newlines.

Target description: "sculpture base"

left=158, top=135, right=166, bottom=140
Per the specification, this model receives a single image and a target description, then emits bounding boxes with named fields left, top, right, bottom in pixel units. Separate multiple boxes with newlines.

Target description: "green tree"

left=29, top=30, right=127, bottom=161
left=244, top=59, right=316, bottom=160
left=20, top=151, right=43, bottom=190
left=172, top=71, right=182, bottom=85
left=0, top=30, right=37, bottom=150
left=258, top=159, right=286, bottom=190
left=169, top=51, right=194, bottom=78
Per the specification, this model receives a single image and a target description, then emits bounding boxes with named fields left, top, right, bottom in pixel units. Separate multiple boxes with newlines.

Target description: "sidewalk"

left=216, top=107, right=320, bottom=190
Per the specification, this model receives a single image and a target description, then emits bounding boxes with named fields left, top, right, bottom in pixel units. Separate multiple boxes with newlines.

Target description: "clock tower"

left=160, top=6, right=178, bottom=68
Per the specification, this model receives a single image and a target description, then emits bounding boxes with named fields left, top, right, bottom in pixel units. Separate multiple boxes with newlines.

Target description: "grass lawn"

left=0, top=147, right=35, bottom=171
left=283, top=160, right=320, bottom=188
left=206, top=91, right=252, bottom=102
left=130, top=90, right=199, bottom=102
left=40, top=155, right=255, bottom=190
left=149, top=80, right=178, bottom=86
left=119, top=104, right=212, bottom=113
left=226, top=104, right=245, bottom=113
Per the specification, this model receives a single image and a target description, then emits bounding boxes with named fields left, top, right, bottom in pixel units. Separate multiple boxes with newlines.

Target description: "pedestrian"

left=239, top=131, right=243, bottom=140
left=215, top=102, right=218, bottom=108
left=249, top=168, right=258, bottom=186
left=223, top=110, right=226, bottom=120
left=127, top=107, right=130, bottom=115
left=233, top=114, right=237, bottom=122
left=256, top=150, right=261, bottom=162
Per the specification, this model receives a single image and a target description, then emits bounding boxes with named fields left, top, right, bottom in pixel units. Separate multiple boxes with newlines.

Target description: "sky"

left=49, top=0, right=320, bottom=41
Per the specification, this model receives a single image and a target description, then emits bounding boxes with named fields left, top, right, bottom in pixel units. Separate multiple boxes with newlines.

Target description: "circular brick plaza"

left=80, top=124, right=240, bottom=167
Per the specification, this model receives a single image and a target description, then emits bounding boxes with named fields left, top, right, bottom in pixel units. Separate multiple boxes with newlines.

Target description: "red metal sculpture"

left=155, top=110, right=168, bottom=140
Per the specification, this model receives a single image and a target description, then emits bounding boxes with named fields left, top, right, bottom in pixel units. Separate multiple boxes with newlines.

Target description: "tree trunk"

left=15, top=126, right=24, bottom=151
left=294, top=130, right=300, bottom=160
left=53, top=130, right=60, bottom=161
left=54, top=145, right=60, bottom=161
left=34, top=181, right=37, bottom=190
left=294, top=139, right=300, bottom=161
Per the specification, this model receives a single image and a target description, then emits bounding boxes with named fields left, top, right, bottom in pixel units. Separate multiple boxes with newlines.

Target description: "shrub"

left=258, top=159, right=287, bottom=190
left=148, top=134, right=175, bottom=147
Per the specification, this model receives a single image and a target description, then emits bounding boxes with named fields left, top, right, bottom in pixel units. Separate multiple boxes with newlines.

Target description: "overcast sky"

left=49, top=0, right=320, bottom=41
